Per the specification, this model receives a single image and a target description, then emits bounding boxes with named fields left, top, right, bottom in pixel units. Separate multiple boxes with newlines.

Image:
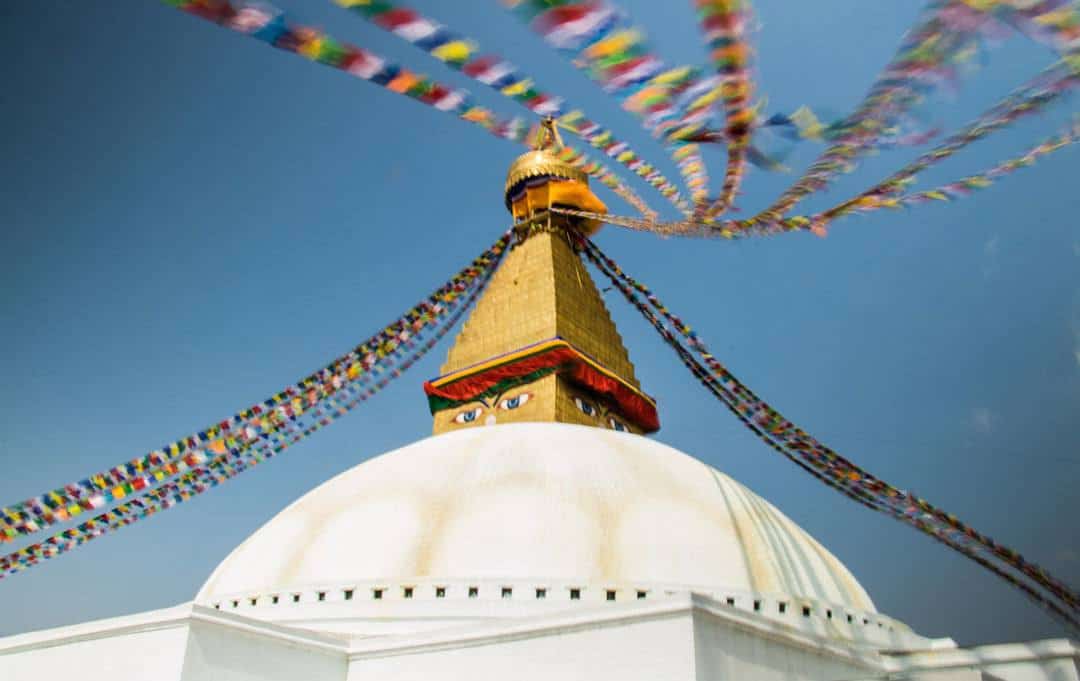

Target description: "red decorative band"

left=424, top=338, right=659, bottom=432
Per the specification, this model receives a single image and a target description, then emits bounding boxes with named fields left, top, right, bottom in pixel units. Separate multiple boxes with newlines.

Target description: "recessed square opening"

left=606, top=590, right=616, bottom=601
left=802, top=606, right=811, bottom=617
left=249, top=598, right=257, bottom=606
left=214, top=604, right=220, bottom=610
left=344, top=589, right=354, bottom=601
left=846, top=614, right=853, bottom=623
left=403, top=587, right=414, bottom=599
left=292, top=594, right=301, bottom=603
left=778, top=602, right=787, bottom=614
left=435, top=587, right=446, bottom=598
left=317, top=591, right=326, bottom=602
left=373, top=589, right=384, bottom=600
left=536, top=588, right=547, bottom=599
left=726, top=597, right=735, bottom=607
left=570, top=588, right=581, bottom=600
left=231, top=600, right=238, bottom=609
left=753, top=600, right=761, bottom=612
left=501, top=587, right=512, bottom=599
left=826, top=609, right=833, bottom=619
left=468, top=586, right=479, bottom=599
left=271, top=595, right=279, bottom=605
left=637, top=590, right=647, bottom=600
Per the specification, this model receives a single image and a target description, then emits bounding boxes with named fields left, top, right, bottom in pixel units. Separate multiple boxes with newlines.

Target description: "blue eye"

left=609, top=418, right=627, bottom=432
left=574, top=398, right=595, bottom=416
left=454, top=407, right=483, bottom=424
left=499, top=393, right=531, bottom=410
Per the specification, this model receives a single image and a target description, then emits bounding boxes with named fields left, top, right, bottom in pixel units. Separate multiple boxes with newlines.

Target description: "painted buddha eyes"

left=452, top=394, right=624, bottom=428
left=453, top=407, right=483, bottom=424
left=498, top=393, right=531, bottom=410
left=575, top=396, right=628, bottom=431
left=574, top=397, right=595, bottom=416
left=452, top=393, right=530, bottom=424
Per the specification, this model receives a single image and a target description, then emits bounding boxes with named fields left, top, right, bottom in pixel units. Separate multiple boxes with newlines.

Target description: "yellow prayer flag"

left=586, top=30, right=640, bottom=59
left=651, top=66, right=694, bottom=85
left=689, top=87, right=722, bottom=111
left=501, top=79, right=533, bottom=97
left=432, top=40, right=473, bottom=63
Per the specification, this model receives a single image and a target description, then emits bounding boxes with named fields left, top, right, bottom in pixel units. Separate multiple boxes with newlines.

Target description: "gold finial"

left=534, top=115, right=565, bottom=151
left=504, top=117, right=588, bottom=207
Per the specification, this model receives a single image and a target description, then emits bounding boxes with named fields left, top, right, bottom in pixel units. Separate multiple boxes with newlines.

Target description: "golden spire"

left=423, top=121, right=657, bottom=436
left=504, top=118, right=586, bottom=204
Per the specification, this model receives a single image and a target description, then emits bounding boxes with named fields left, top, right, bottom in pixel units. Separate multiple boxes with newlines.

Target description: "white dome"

left=198, top=423, right=874, bottom=613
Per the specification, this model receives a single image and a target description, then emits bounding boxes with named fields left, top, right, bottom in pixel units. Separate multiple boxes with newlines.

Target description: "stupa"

left=1, top=121, right=1076, bottom=680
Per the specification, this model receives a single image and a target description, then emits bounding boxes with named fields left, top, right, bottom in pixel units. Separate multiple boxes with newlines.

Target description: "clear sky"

left=1, top=0, right=1077, bottom=646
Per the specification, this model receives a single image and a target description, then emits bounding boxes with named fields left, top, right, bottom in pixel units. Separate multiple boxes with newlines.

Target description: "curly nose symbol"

left=485, top=414, right=497, bottom=426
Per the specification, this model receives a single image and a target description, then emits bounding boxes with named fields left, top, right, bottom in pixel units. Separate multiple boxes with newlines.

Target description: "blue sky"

left=1, top=1, right=1077, bottom=645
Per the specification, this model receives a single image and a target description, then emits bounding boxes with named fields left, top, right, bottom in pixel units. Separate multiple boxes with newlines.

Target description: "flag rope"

left=165, top=0, right=656, bottom=217
left=334, top=0, right=692, bottom=215
left=578, top=235, right=1080, bottom=631
left=0, top=237, right=505, bottom=577
left=0, top=231, right=510, bottom=543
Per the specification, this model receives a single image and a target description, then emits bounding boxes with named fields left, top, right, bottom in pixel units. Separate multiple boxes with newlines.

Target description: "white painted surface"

left=0, top=605, right=191, bottom=681
left=180, top=617, right=344, bottom=681
left=199, top=423, right=875, bottom=615
left=886, top=639, right=1080, bottom=681
left=0, top=597, right=1075, bottom=681
left=202, top=576, right=918, bottom=649
left=693, top=607, right=874, bottom=680
left=346, top=604, right=696, bottom=681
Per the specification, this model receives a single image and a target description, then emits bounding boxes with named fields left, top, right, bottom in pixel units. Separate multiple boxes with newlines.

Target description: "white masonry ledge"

left=2, top=593, right=1076, bottom=681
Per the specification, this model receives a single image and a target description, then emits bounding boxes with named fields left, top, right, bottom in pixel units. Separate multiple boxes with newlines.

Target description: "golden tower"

left=424, top=120, right=658, bottom=435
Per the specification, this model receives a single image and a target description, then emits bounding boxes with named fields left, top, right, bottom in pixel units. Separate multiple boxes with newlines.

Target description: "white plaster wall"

left=975, top=658, right=1079, bottom=681
left=883, top=640, right=1080, bottom=681
left=204, top=577, right=911, bottom=647
left=692, top=608, right=876, bottom=681
left=346, top=611, right=696, bottom=681
left=0, top=619, right=189, bottom=681
left=180, top=619, right=345, bottom=681
left=846, top=671, right=981, bottom=681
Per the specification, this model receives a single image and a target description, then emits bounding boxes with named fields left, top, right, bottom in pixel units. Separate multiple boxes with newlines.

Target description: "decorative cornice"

left=424, top=337, right=659, bottom=432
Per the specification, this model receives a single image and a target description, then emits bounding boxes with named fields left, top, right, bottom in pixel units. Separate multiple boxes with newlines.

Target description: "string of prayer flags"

left=503, top=0, right=789, bottom=217
left=742, top=0, right=1080, bottom=232
left=787, top=72, right=1079, bottom=235
left=0, top=230, right=511, bottom=544
left=162, top=0, right=655, bottom=217
left=333, top=0, right=691, bottom=215
left=501, top=0, right=721, bottom=202
left=504, top=0, right=728, bottom=142
left=552, top=110, right=1078, bottom=238
left=548, top=58, right=1079, bottom=240
left=579, top=236, right=1080, bottom=631
left=694, top=0, right=756, bottom=217
left=0, top=243, right=505, bottom=578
